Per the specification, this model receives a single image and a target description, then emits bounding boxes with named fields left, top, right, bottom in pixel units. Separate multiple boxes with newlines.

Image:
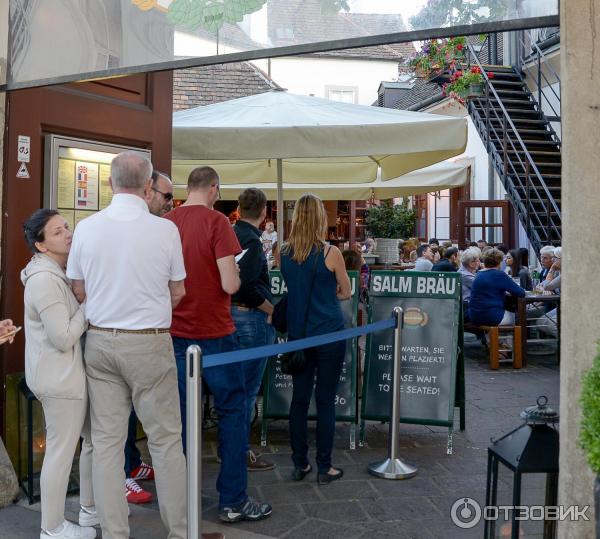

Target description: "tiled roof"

left=268, top=0, right=414, bottom=61
left=391, top=76, right=444, bottom=111
left=173, top=62, right=279, bottom=110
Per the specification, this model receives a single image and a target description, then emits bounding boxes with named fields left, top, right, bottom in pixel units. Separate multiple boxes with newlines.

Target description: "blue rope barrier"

left=202, top=317, right=396, bottom=368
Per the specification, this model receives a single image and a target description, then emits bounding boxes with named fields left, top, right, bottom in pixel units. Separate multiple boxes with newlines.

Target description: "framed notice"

left=74, top=162, right=99, bottom=210
left=44, top=135, right=151, bottom=228
left=261, top=270, right=360, bottom=449
left=57, top=159, right=75, bottom=208
left=99, top=164, right=113, bottom=210
left=360, top=271, right=464, bottom=453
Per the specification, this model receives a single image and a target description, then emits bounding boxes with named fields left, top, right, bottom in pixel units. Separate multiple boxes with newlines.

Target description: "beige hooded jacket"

left=21, top=254, right=87, bottom=399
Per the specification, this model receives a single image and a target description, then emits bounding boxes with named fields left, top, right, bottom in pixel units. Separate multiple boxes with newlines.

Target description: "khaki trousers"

left=85, top=331, right=187, bottom=539
left=39, top=394, right=93, bottom=531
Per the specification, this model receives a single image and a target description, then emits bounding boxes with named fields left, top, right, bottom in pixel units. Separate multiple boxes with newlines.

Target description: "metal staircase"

left=466, top=36, right=561, bottom=255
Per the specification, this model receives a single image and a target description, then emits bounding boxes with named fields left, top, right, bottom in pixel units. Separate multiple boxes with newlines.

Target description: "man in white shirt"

left=413, top=244, right=434, bottom=272
left=67, top=152, right=187, bottom=539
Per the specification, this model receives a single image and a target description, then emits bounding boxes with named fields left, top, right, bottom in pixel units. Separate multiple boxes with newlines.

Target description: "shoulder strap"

left=300, top=248, right=321, bottom=337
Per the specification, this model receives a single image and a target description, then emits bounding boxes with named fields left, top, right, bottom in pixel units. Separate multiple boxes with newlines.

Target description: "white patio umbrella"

left=178, top=159, right=473, bottom=201
left=172, top=89, right=467, bottom=243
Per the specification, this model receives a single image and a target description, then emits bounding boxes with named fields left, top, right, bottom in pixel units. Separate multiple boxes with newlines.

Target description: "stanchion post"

left=368, top=307, right=418, bottom=479
left=186, top=345, right=202, bottom=538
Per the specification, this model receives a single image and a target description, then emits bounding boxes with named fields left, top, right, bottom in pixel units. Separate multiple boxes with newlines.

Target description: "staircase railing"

left=466, top=41, right=561, bottom=249
left=516, top=29, right=561, bottom=138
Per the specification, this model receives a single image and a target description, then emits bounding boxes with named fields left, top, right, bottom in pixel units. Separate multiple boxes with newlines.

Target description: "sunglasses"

left=152, top=187, right=173, bottom=201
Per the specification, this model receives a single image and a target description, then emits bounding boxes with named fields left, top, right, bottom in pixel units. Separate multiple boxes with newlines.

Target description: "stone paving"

left=0, top=336, right=560, bottom=538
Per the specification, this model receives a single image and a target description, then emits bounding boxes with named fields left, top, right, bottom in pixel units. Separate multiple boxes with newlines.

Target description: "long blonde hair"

left=282, top=193, right=327, bottom=262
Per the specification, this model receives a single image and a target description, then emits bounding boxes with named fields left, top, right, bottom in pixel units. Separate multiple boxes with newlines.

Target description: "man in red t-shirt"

left=164, top=166, right=272, bottom=523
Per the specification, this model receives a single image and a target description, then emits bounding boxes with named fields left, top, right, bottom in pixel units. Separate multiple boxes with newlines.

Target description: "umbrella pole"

left=277, top=158, right=284, bottom=247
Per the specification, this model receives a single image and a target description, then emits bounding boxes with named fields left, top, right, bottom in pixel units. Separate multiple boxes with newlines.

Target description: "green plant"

left=443, top=66, right=493, bottom=103
left=580, top=344, right=600, bottom=474
left=409, top=36, right=467, bottom=77
left=365, top=199, right=417, bottom=239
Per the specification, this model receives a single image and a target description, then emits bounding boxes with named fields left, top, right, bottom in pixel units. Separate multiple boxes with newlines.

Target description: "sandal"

left=291, top=465, right=312, bottom=481
left=317, top=467, right=344, bottom=485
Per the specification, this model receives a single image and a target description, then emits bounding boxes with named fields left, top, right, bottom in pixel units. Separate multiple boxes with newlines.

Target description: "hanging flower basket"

left=467, top=82, right=485, bottom=97
left=444, top=67, right=493, bottom=104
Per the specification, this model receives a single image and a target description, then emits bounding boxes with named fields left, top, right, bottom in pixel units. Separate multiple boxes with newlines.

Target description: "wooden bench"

left=464, top=323, right=522, bottom=370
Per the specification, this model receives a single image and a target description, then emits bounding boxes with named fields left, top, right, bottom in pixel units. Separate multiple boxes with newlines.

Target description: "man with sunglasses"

left=147, top=171, right=174, bottom=217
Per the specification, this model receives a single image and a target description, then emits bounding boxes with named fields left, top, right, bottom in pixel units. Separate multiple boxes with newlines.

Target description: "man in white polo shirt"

left=67, top=151, right=187, bottom=539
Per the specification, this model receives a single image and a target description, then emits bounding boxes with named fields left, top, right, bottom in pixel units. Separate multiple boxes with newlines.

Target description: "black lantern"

left=484, top=395, right=559, bottom=539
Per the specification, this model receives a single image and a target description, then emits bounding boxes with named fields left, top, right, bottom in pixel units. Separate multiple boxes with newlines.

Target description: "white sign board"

left=18, top=135, right=30, bottom=163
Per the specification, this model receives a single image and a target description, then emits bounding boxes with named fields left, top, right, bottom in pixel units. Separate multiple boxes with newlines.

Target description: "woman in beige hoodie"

left=22, top=209, right=96, bottom=539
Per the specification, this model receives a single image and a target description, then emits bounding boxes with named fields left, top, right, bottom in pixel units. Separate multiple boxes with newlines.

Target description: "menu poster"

left=58, top=210, right=75, bottom=231
left=57, top=159, right=75, bottom=209
left=75, top=161, right=99, bottom=210
left=74, top=210, right=94, bottom=226
left=99, top=164, right=113, bottom=210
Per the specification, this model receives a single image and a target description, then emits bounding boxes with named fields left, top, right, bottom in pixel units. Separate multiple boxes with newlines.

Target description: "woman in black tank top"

left=280, top=194, right=352, bottom=485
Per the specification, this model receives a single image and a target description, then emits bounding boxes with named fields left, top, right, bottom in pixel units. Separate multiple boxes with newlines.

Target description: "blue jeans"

left=231, top=307, right=276, bottom=451
left=124, top=409, right=141, bottom=477
left=289, top=340, right=346, bottom=473
left=172, top=334, right=247, bottom=508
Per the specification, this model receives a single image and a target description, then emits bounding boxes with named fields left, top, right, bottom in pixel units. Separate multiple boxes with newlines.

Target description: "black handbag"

left=279, top=250, right=320, bottom=375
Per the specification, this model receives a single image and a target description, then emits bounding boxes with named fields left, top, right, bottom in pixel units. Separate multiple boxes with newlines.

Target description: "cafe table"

left=516, top=292, right=561, bottom=366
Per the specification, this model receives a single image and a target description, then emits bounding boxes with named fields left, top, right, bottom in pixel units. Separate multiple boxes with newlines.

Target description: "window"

left=325, top=85, right=358, bottom=104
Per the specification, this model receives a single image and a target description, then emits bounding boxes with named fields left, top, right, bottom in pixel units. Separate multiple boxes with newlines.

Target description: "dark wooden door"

left=457, top=200, right=513, bottom=248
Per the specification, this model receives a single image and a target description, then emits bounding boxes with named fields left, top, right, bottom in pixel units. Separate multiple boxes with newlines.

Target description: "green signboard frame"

left=360, top=270, right=465, bottom=454
left=261, top=270, right=360, bottom=448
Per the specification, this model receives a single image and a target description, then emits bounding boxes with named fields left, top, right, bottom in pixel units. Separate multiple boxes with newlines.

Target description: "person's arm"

left=28, top=275, right=86, bottom=353
left=501, top=272, right=526, bottom=297
left=519, top=268, right=532, bottom=291
left=0, top=319, right=18, bottom=345
left=543, top=274, right=561, bottom=293
left=217, top=255, right=241, bottom=295
left=325, top=245, right=352, bottom=300
left=168, top=280, right=186, bottom=309
left=236, top=238, right=270, bottom=309
left=71, top=279, right=86, bottom=304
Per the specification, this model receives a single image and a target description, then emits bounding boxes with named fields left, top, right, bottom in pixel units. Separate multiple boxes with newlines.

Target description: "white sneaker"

left=78, top=506, right=99, bottom=527
left=40, top=520, right=97, bottom=539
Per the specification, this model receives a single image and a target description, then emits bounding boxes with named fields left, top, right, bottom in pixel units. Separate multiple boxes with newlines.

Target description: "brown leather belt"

left=88, top=324, right=170, bottom=335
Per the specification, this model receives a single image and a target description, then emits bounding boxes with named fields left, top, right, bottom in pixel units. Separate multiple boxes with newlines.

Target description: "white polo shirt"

left=66, top=194, right=186, bottom=329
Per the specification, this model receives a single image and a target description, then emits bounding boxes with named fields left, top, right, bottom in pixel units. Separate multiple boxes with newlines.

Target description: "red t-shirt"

left=164, top=205, right=241, bottom=339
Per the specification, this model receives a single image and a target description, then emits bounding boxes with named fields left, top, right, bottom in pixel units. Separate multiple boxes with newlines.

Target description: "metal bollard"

left=368, top=307, right=418, bottom=479
left=186, top=345, right=202, bottom=538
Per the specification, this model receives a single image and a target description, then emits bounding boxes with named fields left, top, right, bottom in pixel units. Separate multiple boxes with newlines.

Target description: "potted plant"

left=579, top=343, right=600, bottom=536
left=409, top=37, right=467, bottom=80
left=443, top=66, right=493, bottom=104
left=365, top=199, right=417, bottom=265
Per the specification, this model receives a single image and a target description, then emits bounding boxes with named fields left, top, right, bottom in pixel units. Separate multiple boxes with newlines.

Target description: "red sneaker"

left=125, top=478, right=153, bottom=504
left=130, top=462, right=155, bottom=481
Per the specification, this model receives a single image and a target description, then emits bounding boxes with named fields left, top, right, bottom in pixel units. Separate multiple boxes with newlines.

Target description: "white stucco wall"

left=421, top=98, right=507, bottom=243
left=262, top=56, right=401, bottom=106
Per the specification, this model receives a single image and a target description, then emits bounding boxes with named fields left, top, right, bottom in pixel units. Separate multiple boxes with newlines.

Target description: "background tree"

left=409, top=0, right=509, bottom=30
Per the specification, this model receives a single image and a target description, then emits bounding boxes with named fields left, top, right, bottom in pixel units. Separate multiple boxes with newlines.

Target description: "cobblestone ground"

left=0, top=336, right=560, bottom=538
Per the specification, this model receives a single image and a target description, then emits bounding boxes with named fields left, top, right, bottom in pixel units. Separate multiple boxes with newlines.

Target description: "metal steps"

left=466, top=63, right=562, bottom=252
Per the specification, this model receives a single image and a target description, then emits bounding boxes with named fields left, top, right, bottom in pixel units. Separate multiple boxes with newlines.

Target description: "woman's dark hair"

left=23, top=209, right=60, bottom=253
left=508, top=248, right=524, bottom=276
left=518, top=247, right=529, bottom=268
